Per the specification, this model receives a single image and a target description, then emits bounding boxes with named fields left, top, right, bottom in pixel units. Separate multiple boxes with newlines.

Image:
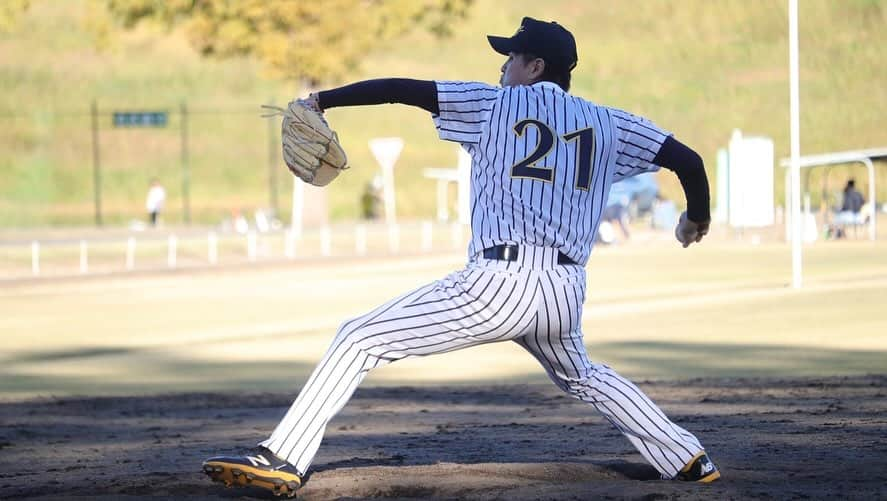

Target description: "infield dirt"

left=1, top=375, right=884, bottom=500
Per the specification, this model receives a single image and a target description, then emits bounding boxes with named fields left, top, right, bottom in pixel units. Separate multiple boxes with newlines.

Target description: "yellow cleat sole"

left=203, top=460, right=301, bottom=497
left=698, top=469, right=721, bottom=483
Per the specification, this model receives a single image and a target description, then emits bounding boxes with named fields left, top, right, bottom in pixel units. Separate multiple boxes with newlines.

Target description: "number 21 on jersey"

left=510, top=119, right=595, bottom=191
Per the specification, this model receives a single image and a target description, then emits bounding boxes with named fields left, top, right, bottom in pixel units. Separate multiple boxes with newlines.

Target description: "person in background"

left=651, top=193, right=679, bottom=231
left=840, top=179, right=864, bottom=215
left=360, top=175, right=384, bottom=220
left=830, top=179, right=865, bottom=238
left=146, top=178, right=166, bottom=227
left=601, top=186, right=632, bottom=243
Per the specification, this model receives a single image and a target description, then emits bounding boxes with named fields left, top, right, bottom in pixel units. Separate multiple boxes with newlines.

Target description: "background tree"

left=0, top=0, right=29, bottom=32
left=105, top=0, right=473, bottom=84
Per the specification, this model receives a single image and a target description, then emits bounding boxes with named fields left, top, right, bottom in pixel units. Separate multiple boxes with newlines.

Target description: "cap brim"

left=487, top=35, right=516, bottom=56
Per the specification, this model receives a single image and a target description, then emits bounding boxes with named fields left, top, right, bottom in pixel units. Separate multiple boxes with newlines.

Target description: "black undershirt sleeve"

left=653, top=136, right=711, bottom=223
left=316, top=78, right=439, bottom=114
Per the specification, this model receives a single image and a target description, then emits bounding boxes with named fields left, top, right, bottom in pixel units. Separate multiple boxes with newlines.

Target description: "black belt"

left=482, top=245, right=576, bottom=265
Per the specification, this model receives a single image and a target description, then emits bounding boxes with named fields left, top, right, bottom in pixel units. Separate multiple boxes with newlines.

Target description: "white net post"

left=284, top=229, right=297, bottom=259
left=247, top=231, right=257, bottom=262
left=355, top=225, right=367, bottom=256
left=421, top=221, right=433, bottom=252
left=388, top=224, right=400, bottom=254
left=79, top=240, right=88, bottom=274
left=31, top=241, right=40, bottom=276
left=320, top=226, right=331, bottom=256
left=208, top=232, right=218, bottom=265
left=126, top=237, right=136, bottom=270
left=167, top=235, right=177, bottom=269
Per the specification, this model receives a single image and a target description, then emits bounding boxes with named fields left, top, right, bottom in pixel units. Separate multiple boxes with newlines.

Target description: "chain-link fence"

left=0, top=102, right=286, bottom=227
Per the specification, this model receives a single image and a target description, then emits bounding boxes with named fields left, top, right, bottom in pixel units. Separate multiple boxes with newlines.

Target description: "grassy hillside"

left=1, top=0, right=885, bottom=227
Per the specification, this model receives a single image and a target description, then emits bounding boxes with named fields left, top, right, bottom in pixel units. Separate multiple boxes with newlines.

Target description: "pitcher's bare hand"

left=675, top=211, right=710, bottom=248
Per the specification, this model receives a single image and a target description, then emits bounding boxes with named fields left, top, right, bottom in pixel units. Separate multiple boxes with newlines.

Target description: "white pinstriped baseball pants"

left=261, top=246, right=705, bottom=478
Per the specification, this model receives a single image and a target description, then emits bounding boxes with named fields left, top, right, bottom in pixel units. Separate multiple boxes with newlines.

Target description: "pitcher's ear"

left=531, top=58, right=546, bottom=77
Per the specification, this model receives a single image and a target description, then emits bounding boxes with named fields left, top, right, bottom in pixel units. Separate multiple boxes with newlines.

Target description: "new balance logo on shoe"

left=700, top=459, right=715, bottom=474
left=247, top=455, right=272, bottom=467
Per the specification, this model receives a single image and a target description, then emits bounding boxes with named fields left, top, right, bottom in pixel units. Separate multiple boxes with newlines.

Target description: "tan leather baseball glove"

left=262, top=99, right=348, bottom=187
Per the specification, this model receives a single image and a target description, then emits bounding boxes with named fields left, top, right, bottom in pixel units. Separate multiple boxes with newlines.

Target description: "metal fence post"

left=181, top=102, right=191, bottom=224
left=268, top=100, right=279, bottom=216
left=91, top=100, right=102, bottom=226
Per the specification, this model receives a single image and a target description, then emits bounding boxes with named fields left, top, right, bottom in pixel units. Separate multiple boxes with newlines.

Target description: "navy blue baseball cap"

left=487, top=17, right=578, bottom=71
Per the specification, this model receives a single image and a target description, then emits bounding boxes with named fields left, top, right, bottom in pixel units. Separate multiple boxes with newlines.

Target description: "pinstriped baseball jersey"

left=434, top=80, right=671, bottom=265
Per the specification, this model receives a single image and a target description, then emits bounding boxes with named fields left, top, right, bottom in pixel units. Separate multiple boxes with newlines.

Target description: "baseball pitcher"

left=204, top=17, right=718, bottom=497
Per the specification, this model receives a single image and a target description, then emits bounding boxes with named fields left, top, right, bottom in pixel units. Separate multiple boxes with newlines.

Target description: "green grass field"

left=1, top=0, right=885, bottom=226
left=2, top=237, right=885, bottom=400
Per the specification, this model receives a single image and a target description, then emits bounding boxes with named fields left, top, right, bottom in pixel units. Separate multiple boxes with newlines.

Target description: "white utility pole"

left=789, top=0, right=803, bottom=289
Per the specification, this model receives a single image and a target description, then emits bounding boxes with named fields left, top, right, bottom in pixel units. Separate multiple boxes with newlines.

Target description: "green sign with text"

left=113, top=111, right=168, bottom=128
